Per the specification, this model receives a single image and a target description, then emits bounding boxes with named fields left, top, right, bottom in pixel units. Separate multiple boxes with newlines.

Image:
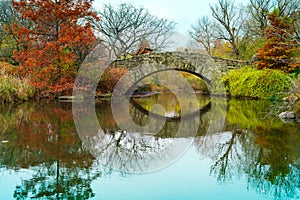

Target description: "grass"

left=0, top=62, right=35, bottom=103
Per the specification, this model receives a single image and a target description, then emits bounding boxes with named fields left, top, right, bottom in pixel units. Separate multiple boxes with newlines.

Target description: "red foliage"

left=11, top=0, right=99, bottom=97
left=255, top=10, right=300, bottom=72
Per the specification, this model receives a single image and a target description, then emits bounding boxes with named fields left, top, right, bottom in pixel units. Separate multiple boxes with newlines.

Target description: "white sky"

left=93, top=0, right=248, bottom=36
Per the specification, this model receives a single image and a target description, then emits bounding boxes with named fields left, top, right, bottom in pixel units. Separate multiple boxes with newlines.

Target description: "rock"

left=279, top=111, right=296, bottom=119
left=58, top=95, right=84, bottom=101
left=287, top=112, right=296, bottom=119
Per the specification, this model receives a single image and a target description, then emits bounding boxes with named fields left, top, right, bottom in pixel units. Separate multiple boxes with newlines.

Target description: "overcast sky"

left=92, top=0, right=248, bottom=49
left=93, top=0, right=249, bottom=35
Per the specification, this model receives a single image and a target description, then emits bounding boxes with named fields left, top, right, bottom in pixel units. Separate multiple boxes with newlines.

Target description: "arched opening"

left=125, top=68, right=211, bottom=96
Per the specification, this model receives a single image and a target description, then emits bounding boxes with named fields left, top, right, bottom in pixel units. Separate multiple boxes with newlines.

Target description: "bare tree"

left=189, top=16, right=218, bottom=55
left=246, top=0, right=300, bottom=38
left=279, top=0, right=300, bottom=42
left=210, top=0, right=249, bottom=59
left=292, top=10, right=300, bottom=40
left=275, top=0, right=300, bottom=17
left=246, top=0, right=273, bottom=37
left=91, top=3, right=176, bottom=59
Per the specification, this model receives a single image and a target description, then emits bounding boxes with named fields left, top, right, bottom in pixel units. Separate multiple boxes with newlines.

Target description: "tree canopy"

left=255, top=9, right=300, bottom=72
left=11, top=0, right=98, bottom=96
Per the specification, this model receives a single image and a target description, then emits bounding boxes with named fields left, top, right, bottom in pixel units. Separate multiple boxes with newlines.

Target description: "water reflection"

left=130, top=92, right=211, bottom=120
left=0, top=96, right=299, bottom=199
left=194, top=99, right=300, bottom=199
left=96, top=95, right=214, bottom=137
left=0, top=102, right=100, bottom=199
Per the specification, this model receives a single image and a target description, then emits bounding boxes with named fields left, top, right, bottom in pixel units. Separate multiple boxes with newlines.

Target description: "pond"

left=0, top=92, right=300, bottom=200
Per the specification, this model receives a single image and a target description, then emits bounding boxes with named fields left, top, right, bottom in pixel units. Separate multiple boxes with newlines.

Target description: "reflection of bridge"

left=129, top=97, right=211, bottom=122
left=110, top=52, right=252, bottom=85
left=96, top=97, right=215, bottom=138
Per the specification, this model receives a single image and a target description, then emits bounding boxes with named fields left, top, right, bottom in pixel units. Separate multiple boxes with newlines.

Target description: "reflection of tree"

left=84, top=94, right=221, bottom=173
left=225, top=99, right=278, bottom=129
left=194, top=99, right=300, bottom=199
left=0, top=102, right=100, bottom=199
left=86, top=130, right=174, bottom=174
left=245, top=126, right=300, bottom=199
left=195, top=131, right=244, bottom=182
left=80, top=96, right=206, bottom=174
left=14, top=161, right=100, bottom=199
left=209, top=132, right=242, bottom=182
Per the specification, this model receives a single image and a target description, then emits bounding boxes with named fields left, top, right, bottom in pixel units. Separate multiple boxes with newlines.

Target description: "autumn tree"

left=255, top=9, right=300, bottom=72
left=11, top=0, right=98, bottom=96
left=91, top=3, right=176, bottom=59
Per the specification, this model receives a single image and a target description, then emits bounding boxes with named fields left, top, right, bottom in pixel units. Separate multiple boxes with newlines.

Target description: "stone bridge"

left=110, top=52, right=252, bottom=94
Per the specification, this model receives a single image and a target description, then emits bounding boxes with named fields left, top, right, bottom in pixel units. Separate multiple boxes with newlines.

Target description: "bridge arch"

left=125, top=68, right=211, bottom=96
left=110, top=52, right=221, bottom=95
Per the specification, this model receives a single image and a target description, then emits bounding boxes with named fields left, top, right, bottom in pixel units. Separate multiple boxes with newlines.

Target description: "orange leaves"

left=12, top=0, right=98, bottom=97
left=255, top=10, right=299, bottom=73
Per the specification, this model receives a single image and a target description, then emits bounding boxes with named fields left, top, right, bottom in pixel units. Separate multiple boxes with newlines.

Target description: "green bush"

left=222, top=68, right=292, bottom=100
left=287, top=75, right=300, bottom=117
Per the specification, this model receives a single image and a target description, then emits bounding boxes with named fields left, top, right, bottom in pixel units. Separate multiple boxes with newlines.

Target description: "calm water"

left=0, top=93, right=300, bottom=200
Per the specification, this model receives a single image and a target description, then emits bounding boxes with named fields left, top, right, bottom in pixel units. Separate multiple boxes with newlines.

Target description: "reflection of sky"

left=0, top=144, right=297, bottom=199
left=93, top=0, right=249, bottom=35
left=0, top=168, right=35, bottom=200
left=91, top=145, right=269, bottom=200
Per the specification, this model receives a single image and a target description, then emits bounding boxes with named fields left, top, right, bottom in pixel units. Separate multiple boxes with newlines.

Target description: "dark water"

left=0, top=93, right=300, bottom=200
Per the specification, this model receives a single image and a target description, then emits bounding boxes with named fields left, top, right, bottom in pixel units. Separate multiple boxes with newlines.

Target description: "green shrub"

left=222, top=68, right=292, bottom=100
left=287, top=75, right=300, bottom=117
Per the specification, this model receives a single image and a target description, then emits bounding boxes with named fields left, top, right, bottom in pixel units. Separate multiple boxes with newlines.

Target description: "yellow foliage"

left=0, top=62, right=16, bottom=75
left=213, top=40, right=233, bottom=58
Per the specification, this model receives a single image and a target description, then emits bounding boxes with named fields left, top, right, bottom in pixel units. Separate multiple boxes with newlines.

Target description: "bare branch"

left=210, top=0, right=249, bottom=59
left=189, top=16, right=218, bottom=55
left=91, top=3, right=176, bottom=59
